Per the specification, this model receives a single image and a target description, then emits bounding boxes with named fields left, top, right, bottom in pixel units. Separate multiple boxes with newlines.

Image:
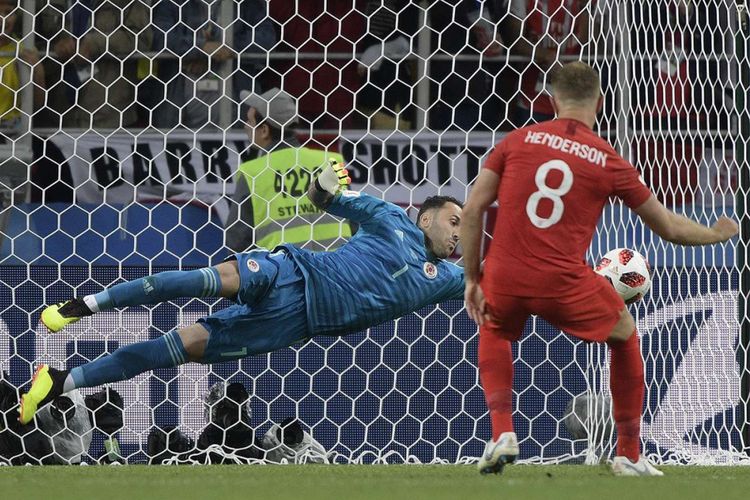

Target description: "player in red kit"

left=460, top=62, right=739, bottom=476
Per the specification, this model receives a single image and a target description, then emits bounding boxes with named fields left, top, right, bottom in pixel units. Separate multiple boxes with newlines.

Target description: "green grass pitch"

left=3, top=464, right=750, bottom=500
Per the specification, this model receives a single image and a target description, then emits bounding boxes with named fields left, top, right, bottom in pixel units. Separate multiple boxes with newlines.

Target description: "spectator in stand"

left=355, top=0, right=418, bottom=130
left=268, top=1, right=365, bottom=130
left=33, top=0, right=78, bottom=128
left=631, top=1, right=733, bottom=207
left=73, top=0, right=152, bottom=129
left=427, top=0, right=529, bottom=131
left=151, top=0, right=276, bottom=129
left=512, top=0, right=595, bottom=125
left=35, top=0, right=151, bottom=129
left=232, top=0, right=277, bottom=122
left=0, top=0, right=44, bottom=131
left=631, top=1, right=731, bottom=131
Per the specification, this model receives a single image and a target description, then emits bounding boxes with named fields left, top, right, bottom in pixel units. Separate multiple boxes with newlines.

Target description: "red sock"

left=478, top=327, right=514, bottom=441
left=608, top=330, right=644, bottom=462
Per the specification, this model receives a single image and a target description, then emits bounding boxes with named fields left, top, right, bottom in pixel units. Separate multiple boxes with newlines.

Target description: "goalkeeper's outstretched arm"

left=308, top=160, right=351, bottom=210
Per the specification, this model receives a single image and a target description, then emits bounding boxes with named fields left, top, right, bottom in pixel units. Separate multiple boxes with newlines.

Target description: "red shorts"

left=481, top=275, right=625, bottom=343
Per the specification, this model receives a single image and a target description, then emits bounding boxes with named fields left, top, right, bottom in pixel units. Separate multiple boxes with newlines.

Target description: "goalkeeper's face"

left=420, top=203, right=462, bottom=258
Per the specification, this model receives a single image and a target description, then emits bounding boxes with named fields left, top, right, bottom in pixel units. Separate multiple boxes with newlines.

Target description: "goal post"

left=736, top=0, right=750, bottom=457
left=0, top=0, right=747, bottom=466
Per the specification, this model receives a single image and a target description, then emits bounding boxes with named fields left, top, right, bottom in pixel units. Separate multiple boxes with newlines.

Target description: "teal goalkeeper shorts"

left=198, top=249, right=310, bottom=363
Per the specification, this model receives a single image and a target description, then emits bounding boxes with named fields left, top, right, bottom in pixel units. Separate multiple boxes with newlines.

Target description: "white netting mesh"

left=0, top=0, right=747, bottom=465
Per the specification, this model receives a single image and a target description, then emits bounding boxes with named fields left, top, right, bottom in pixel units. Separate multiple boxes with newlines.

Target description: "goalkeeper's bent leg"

left=478, top=327, right=514, bottom=441
left=19, top=327, right=202, bottom=424
left=608, top=330, right=644, bottom=463
left=84, top=267, right=223, bottom=313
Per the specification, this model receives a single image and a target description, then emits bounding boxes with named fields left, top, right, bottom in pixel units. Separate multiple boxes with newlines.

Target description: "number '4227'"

left=273, top=167, right=322, bottom=198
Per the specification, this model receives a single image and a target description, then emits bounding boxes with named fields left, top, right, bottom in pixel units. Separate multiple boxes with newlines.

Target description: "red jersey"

left=482, top=118, right=652, bottom=297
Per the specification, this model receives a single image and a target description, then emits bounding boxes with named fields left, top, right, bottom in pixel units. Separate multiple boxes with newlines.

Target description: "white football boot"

left=611, top=455, right=664, bottom=476
left=477, top=432, right=519, bottom=475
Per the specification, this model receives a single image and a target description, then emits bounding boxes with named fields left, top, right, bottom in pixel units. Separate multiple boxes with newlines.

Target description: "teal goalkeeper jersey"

left=281, top=191, right=465, bottom=336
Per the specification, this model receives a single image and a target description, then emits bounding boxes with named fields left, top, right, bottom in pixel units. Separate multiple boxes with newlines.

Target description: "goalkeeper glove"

left=316, top=160, right=351, bottom=195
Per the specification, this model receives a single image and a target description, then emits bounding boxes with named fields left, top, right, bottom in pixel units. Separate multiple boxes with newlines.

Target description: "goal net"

left=0, top=0, right=747, bottom=465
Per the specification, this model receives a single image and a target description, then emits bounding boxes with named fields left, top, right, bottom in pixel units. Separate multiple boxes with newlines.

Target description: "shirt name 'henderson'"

left=523, top=131, right=608, bottom=168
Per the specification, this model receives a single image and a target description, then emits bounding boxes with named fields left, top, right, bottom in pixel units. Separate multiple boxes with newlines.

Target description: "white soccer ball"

left=594, top=248, right=651, bottom=304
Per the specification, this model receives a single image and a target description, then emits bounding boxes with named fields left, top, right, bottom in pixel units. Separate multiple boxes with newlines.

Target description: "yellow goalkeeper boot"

left=478, top=432, right=519, bottom=475
left=41, top=299, right=93, bottom=333
left=18, top=365, right=68, bottom=425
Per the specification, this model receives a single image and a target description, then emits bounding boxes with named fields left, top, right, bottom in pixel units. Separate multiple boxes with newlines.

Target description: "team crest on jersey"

left=247, top=259, right=260, bottom=272
left=423, top=262, right=437, bottom=279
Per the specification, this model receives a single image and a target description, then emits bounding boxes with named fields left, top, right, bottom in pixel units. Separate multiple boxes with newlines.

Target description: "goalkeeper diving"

left=20, top=161, right=465, bottom=424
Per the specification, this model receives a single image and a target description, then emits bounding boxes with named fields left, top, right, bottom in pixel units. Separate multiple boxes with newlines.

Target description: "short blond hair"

left=549, top=62, right=601, bottom=103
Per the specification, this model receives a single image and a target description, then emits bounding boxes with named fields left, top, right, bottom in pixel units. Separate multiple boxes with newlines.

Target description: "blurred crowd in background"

left=0, top=0, right=733, bottom=134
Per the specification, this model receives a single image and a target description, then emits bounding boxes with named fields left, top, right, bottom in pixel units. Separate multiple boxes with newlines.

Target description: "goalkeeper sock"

left=68, top=330, right=188, bottom=389
left=478, top=327, right=514, bottom=441
left=85, top=268, right=222, bottom=311
left=608, top=330, right=644, bottom=462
